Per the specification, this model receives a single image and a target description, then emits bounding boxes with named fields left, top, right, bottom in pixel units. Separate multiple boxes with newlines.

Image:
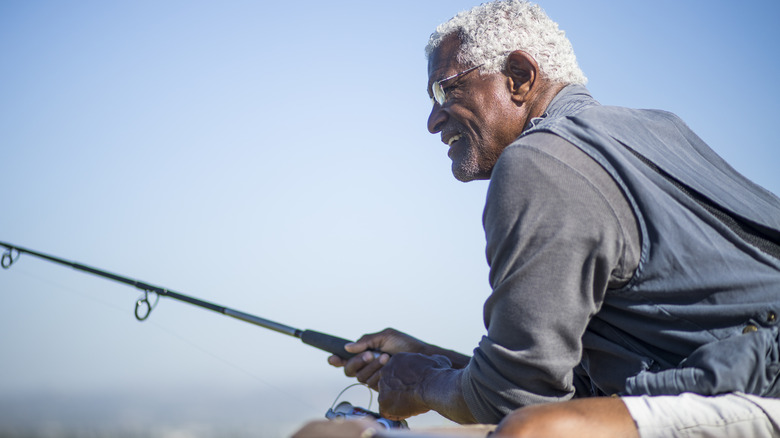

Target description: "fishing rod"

left=0, top=240, right=359, bottom=359
left=2, top=240, right=409, bottom=430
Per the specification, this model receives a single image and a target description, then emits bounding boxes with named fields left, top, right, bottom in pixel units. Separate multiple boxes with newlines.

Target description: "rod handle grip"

left=300, top=330, right=357, bottom=359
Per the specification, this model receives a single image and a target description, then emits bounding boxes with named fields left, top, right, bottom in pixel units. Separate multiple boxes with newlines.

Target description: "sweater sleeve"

left=461, top=133, right=638, bottom=423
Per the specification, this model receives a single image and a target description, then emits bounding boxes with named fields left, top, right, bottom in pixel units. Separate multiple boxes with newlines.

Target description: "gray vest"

left=523, top=85, right=780, bottom=397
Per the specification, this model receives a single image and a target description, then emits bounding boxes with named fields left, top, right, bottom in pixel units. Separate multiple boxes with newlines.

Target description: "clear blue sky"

left=1, top=1, right=779, bottom=436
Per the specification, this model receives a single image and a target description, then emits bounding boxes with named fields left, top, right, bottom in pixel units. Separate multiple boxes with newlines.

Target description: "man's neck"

left=523, top=82, right=567, bottom=131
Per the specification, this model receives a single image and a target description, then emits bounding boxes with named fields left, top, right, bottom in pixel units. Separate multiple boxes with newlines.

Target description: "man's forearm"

left=421, top=366, right=477, bottom=424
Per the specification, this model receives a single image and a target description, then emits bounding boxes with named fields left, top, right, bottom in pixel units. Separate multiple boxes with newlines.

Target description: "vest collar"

left=526, top=84, right=599, bottom=130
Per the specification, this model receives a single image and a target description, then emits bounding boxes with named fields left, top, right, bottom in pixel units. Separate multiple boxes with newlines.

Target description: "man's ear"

left=506, top=51, right=538, bottom=103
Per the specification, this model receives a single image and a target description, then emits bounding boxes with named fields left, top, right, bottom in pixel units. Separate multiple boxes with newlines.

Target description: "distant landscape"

left=0, top=387, right=454, bottom=437
left=0, top=389, right=302, bottom=437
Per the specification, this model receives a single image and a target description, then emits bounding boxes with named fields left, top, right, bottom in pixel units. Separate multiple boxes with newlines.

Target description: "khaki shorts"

left=622, top=392, right=780, bottom=438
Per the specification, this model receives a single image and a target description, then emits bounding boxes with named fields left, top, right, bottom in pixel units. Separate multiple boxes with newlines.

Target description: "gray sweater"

left=461, top=131, right=641, bottom=421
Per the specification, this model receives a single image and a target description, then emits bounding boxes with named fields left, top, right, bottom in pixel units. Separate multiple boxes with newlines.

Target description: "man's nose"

left=427, top=104, right=447, bottom=134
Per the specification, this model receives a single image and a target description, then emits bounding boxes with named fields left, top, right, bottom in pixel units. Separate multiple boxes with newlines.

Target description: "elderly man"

left=329, top=1, right=780, bottom=436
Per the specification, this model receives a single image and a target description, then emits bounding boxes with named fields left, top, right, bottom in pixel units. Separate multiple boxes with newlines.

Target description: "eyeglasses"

left=430, top=63, right=483, bottom=106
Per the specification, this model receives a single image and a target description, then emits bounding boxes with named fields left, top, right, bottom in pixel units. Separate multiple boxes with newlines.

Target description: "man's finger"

left=343, top=342, right=365, bottom=354
left=366, top=371, right=381, bottom=391
left=343, top=351, right=379, bottom=378
left=355, top=354, right=384, bottom=383
left=328, top=355, right=346, bottom=367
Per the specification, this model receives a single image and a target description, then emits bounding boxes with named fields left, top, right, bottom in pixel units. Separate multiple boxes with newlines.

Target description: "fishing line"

left=143, top=317, right=321, bottom=411
left=329, top=383, right=375, bottom=412
left=9, top=265, right=132, bottom=316
left=1, top=241, right=409, bottom=429
left=0, top=261, right=320, bottom=411
left=1, top=241, right=361, bottom=359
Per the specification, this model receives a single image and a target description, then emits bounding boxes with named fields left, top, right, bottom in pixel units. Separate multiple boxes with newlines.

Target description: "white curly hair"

left=425, top=0, right=587, bottom=85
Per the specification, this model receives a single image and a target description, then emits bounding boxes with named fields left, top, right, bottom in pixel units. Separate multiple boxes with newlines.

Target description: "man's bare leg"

left=493, top=397, right=639, bottom=438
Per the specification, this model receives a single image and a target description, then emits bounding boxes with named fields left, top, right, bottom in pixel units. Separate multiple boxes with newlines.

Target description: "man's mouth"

left=447, top=134, right=462, bottom=146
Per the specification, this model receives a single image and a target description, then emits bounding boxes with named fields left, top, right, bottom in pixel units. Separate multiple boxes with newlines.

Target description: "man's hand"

left=328, top=329, right=476, bottom=424
left=327, top=328, right=427, bottom=390
left=377, top=353, right=476, bottom=424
